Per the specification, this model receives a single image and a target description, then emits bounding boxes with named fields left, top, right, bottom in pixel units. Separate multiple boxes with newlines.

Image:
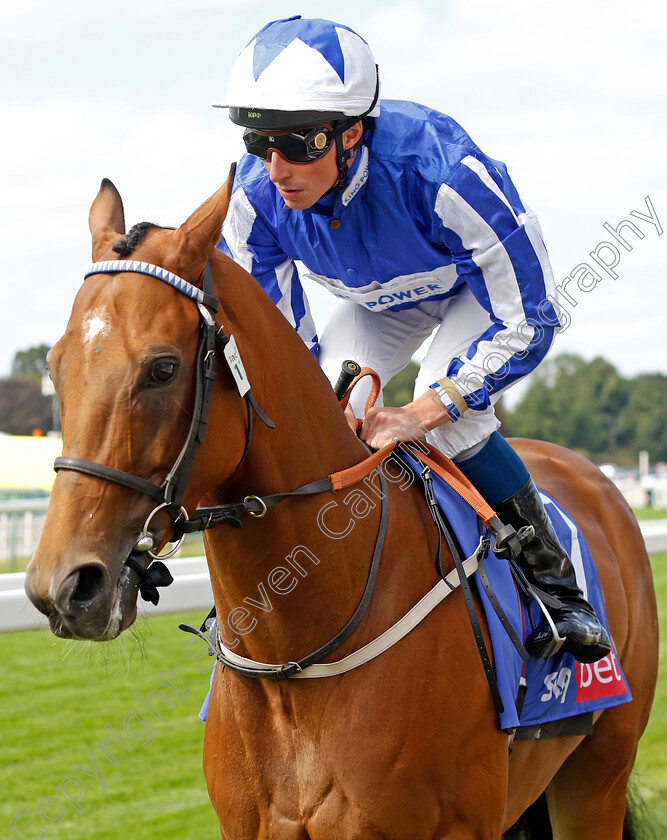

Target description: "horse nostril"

left=71, top=565, right=106, bottom=604
left=54, top=563, right=109, bottom=616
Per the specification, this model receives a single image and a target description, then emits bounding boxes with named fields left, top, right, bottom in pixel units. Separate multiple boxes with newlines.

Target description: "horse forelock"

left=111, top=222, right=162, bottom=257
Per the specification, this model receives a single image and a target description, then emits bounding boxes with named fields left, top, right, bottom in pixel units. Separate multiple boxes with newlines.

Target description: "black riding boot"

left=495, top=478, right=611, bottom=664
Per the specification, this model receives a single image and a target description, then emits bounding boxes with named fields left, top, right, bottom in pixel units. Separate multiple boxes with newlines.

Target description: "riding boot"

left=494, top=477, right=612, bottom=664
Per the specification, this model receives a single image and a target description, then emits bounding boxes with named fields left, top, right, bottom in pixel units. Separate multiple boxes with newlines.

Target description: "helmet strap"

left=332, top=65, right=379, bottom=191
left=334, top=127, right=361, bottom=190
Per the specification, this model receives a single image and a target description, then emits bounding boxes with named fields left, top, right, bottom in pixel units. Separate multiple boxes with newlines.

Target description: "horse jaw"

left=26, top=517, right=149, bottom=641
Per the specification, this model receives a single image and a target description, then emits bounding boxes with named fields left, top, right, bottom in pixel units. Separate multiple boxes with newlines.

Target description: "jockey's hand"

left=343, top=402, right=359, bottom=434
left=360, top=390, right=451, bottom=450
left=361, top=406, right=418, bottom=449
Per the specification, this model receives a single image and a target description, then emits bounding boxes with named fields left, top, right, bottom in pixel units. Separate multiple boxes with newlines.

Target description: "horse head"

left=25, top=169, right=256, bottom=640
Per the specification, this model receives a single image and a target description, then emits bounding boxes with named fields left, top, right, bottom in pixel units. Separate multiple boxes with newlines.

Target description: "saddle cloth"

left=397, top=448, right=632, bottom=733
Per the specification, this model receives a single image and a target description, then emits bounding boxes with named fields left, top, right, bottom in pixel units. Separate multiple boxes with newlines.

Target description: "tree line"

left=385, top=353, right=666, bottom=465
left=2, top=345, right=666, bottom=465
left=501, top=354, right=667, bottom=464
left=0, top=345, right=53, bottom=436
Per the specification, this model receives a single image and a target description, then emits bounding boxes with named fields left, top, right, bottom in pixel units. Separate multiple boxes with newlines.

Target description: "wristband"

left=430, top=377, right=468, bottom=423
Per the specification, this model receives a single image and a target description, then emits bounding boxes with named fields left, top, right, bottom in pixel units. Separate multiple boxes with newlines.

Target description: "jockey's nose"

left=266, top=150, right=293, bottom=183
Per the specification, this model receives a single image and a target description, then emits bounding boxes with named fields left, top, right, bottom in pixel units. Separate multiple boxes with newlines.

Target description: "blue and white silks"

left=219, top=100, right=561, bottom=412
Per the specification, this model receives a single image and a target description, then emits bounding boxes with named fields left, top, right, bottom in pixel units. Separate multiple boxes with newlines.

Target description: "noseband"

left=54, top=258, right=275, bottom=567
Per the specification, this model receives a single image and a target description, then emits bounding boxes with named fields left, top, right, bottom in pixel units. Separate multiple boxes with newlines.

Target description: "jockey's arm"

left=359, top=389, right=451, bottom=450
left=360, top=164, right=561, bottom=450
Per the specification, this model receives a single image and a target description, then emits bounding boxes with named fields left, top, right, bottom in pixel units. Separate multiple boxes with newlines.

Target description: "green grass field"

left=0, top=610, right=220, bottom=840
left=1, top=556, right=665, bottom=839
left=635, top=551, right=667, bottom=831
left=634, top=507, right=667, bottom=522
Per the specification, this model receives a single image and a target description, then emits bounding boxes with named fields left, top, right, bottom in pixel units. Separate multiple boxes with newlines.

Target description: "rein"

left=183, top=471, right=391, bottom=681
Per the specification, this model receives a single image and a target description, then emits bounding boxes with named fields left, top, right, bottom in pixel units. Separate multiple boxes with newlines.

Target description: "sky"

left=0, top=0, right=665, bottom=395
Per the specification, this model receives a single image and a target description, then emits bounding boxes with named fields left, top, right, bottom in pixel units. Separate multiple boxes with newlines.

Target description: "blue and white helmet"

left=216, top=16, right=380, bottom=130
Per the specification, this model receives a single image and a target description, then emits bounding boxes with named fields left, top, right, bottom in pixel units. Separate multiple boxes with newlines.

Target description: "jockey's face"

left=259, top=121, right=363, bottom=210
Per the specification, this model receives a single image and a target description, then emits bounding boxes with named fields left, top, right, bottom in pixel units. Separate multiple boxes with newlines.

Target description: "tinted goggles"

left=243, top=126, right=335, bottom=163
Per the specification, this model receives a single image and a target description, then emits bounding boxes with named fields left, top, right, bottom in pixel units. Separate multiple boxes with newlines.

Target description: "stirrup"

left=530, top=595, right=566, bottom=659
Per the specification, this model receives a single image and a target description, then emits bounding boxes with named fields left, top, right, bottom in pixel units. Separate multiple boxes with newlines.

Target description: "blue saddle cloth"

left=396, top=449, right=631, bottom=731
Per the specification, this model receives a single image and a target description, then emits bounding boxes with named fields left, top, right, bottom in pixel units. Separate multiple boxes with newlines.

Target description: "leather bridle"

left=53, top=256, right=394, bottom=669
left=52, top=258, right=525, bottom=693
left=54, top=258, right=275, bottom=562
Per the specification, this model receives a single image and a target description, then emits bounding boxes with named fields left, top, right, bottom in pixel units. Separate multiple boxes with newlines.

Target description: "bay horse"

left=26, top=172, right=658, bottom=839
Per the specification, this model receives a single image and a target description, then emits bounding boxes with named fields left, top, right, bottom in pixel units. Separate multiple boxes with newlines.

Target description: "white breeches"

left=318, top=286, right=502, bottom=459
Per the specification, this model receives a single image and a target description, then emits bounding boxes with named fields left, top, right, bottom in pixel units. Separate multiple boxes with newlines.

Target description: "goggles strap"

left=333, top=65, right=379, bottom=190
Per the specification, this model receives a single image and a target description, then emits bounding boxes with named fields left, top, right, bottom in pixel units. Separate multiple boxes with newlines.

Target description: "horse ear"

left=170, top=163, right=237, bottom=272
left=89, top=179, right=126, bottom=261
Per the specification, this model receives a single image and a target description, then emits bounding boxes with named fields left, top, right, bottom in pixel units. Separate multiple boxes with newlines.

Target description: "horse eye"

left=147, top=360, right=178, bottom=385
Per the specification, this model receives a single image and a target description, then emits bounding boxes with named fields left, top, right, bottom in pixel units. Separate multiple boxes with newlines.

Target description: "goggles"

left=243, top=126, right=335, bottom=164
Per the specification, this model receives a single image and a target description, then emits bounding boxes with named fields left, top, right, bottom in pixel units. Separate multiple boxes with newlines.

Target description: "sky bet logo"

left=540, top=649, right=627, bottom=707
left=575, top=650, right=627, bottom=703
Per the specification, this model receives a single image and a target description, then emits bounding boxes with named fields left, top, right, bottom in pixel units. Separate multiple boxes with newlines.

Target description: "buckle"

left=493, top=524, right=535, bottom=560
left=279, top=661, right=303, bottom=679
left=420, top=466, right=437, bottom=507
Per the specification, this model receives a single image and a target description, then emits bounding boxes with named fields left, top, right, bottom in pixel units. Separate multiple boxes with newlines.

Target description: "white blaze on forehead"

left=82, top=307, right=111, bottom=347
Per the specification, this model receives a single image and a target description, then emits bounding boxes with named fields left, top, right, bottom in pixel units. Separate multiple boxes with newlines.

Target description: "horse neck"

left=213, top=254, right=365, bottom=481
left=201, top=256, right=388, bottom=663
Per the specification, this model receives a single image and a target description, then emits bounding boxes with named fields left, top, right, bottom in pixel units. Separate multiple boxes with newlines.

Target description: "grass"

left=1, top=556, right=665, bottom=839
left=634, top=507, right=667, bottom=521
left=633, top=551, right=667, bottom=830
left=0, top=609, right=220, bottom=840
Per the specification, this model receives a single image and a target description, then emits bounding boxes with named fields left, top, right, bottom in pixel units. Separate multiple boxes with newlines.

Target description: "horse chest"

left=204, top=677, right=466, bottom=839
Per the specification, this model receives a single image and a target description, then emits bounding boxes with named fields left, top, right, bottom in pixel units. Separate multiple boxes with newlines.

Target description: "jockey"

left=214, top=16, right=611, bottom=664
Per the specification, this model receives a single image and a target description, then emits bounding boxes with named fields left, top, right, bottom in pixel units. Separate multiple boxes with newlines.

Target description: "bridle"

left=54, top=258, right=275, bottom=565
left=53, top=256, right=395, bottom=671
left=52, top=257, right=527, bottom=691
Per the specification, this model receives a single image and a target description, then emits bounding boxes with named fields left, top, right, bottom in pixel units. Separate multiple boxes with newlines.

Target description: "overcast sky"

left=1, top=0, right=665, bottom=393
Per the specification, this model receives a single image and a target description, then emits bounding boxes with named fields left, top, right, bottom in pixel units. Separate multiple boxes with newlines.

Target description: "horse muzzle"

left=25, top=550, right=146, bottom=641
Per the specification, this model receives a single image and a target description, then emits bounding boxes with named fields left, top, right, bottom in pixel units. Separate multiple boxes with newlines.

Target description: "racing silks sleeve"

left=429, top=154, right=562, bottom=416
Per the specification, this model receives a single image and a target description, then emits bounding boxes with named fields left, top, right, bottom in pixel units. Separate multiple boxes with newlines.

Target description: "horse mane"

left=112, top=222, right=160, bottom=257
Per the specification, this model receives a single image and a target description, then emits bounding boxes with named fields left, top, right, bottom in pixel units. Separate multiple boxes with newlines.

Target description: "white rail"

left=0, top=556, right=213, bottom=633
left=0, top=498, right=49, bottom=566
left=1, top=522, right=665, bottom=634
